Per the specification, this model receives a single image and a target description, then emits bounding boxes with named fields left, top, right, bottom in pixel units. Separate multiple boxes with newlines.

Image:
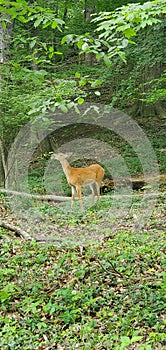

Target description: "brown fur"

left=52, top=153, right=105, bottom=209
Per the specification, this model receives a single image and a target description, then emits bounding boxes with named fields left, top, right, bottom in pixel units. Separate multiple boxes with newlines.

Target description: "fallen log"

left=0, top=188, right=165, bottom=201
left=0, top=188, right=71, bottom=202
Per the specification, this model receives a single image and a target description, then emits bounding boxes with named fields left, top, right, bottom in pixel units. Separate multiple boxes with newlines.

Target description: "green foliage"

left=0, top=0, right=165, bottom=191
left=64, top=1, right=165, bottom=109
left=140, top=70, right=166, bottom=104
left=0, top=69, right=85, bottom=147
left=0, top=195, right=165, bottom=348
left=0, top=2, right=165, bottom=347
left=0, top=1, right=64, bottom=29
left=1, top=0, right=165, bottom=151
left=73, top=0, right=166, bottom=61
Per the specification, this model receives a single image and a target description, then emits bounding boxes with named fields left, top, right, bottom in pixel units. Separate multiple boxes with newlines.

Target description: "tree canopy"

left=0, top=0, right=165, bottom=165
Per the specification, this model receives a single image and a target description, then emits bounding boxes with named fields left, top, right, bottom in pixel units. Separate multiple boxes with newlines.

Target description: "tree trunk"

left=0, top=7, right=14, bottom=185
left=0, top=2, right=14, bottom=64
left=78, top=0, right=96, bottom=66
left=0, top=139, right=7, bottom=186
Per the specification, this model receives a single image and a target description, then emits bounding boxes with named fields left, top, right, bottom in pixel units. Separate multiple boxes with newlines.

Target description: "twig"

left=97, top=259, right=124, bottom=278
left=107, top=259, right=124, bottom=278
left=0, top=220, right=32, bottom=240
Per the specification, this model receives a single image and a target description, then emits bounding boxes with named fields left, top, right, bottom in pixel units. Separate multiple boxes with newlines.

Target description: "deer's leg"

left=76, top=185, right=83, bottom=210
left=90, top=183, right=96, bottom=205
left=71, top=186, right=76, bottom=207
left=90, top=182, right=100, bottom=204
left=96, top=182, right=100, bottom=203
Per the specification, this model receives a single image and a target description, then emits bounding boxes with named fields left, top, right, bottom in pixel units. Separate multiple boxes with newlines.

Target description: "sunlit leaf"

left=77, top=97, right=84, bottom=104
left=82, top=42, right=89, bottom=51
left=94, top=91, right=101, bottom=96
left=34, top=17, right=43, bottom=28
left=75, top=72, right=81, bottom=78
left=123, top=27, right=136, bottom=38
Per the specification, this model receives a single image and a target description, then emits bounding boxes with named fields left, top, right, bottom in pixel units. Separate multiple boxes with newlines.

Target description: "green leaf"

left=82, top=42, right=89, bottom=51
left=141, top=345, right=153, bottom=350
left=118, top=51, right=127, bottom=63
left=49, top=46, right=54, bottom=53
left=61, top=35, right=67, bottom=44
left=0, top=291, right=10, bottom=302
left=1, top=20, right=6, bottom=29
left=96, top=52, right=105, bottom=60
left=42, top=21, right=51, bottom=29
left=77, top=39, right=84, bottom=49
left=34, top=17, right=43, bottom=28
left=90, top=79, right=101, bottom=88
left=60, top=104, right=68, bottom=113
left=17, top=15, right=27, bottom=23
left=123, top=27, right=136, bottom=38
left=122, top=38, right=128, bottom=48
left=56, top=96, right=63, bottom=103
left=29, top=39, right=37, bottom=49
left=75, top=72, right=81, bottom=78
left=51, top=20, right=58, bottom=29
left=104, top=55, right=111, bottom=67
left=61, top=34, right=73, bottom=44
left=131, top=336, right=143, bottom=342
left=77, top=97, right=84, bottom=104
left=79, top=77, right=87, bottom=87
left=120, top=336, right=131, bottom=346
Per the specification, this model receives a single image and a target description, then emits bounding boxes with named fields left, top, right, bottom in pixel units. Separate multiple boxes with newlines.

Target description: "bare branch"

left=0, top=188, right=71, bottom=202
left=0, top=220, right=32, bottom=240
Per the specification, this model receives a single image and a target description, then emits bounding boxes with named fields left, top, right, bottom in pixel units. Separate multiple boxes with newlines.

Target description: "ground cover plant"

left=0, top=192, right=165, bottom=349
left=0, top=1, right=166, bottom=348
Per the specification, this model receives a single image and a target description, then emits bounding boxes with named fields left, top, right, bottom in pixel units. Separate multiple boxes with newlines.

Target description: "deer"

left=51, top=153, right=105, bottom=209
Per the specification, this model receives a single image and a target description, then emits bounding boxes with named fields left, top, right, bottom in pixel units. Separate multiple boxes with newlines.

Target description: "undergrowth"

left=0, top=194, right=165, bottom=349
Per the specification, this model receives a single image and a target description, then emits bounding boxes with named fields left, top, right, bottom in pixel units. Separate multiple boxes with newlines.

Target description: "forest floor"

left=0, top=113, right=166, bottom=349
left=0, top=189, right=165, bottom=349
left=0, top=185, right=166, bottom=244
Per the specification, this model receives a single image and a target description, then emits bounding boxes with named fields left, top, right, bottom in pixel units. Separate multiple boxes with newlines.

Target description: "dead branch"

left=0, top=188, right=71, bottom=202
left=0, top=220, right=32, bottom=240
left=97, top=259, right=124, bottom=278
left=0, top=188, right=165, bottom=202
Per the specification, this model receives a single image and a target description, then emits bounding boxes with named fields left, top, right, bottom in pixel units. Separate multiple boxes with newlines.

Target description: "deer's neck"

left=59, top=158, right=72, bottom=180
